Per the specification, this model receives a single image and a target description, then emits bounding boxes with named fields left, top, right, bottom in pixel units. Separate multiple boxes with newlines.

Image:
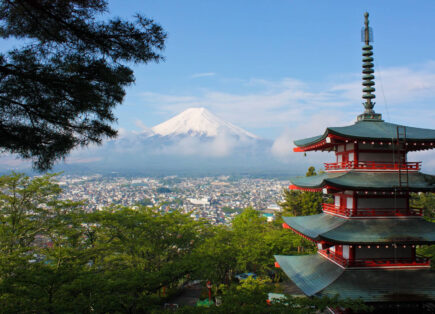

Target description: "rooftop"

left=294, top=120, right=435, bottom=151
left=275, top=254, right=435, bottom=302
left=289, top=171, right=435, bottom=192
left=282, top=213, right=435, bottom=244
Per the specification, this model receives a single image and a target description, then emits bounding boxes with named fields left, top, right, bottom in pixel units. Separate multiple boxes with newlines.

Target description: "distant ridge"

left=151, top=107, right=258, bottom=139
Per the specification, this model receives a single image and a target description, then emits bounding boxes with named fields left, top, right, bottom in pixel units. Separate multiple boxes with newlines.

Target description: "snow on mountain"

left=151, top=107, right=259, bottom=139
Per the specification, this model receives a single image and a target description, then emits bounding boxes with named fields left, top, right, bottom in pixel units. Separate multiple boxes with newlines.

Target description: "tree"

left=193, top=226, right=238, bottom=284
left=279, top=167, right=331, bottom=217
left=82, top=206, right=208, bottom=312
left=411, top=192, right=435, bottom=221
left=305, top=166, right=317, bottom=177
left=168, top=277, right=369, bottom=314
left=0, top=0, right=166, bottom=170
left=0, top=173, right=209, bottom=312
left=411, top=192, right=435, bottom=268
left=278, top=189, right=324, bottom=217
left=0, top=172, right=93, bottom=313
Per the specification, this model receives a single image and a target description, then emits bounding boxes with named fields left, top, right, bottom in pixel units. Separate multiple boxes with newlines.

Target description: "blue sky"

left=2, top=1, right=435, bottom=171
left=106, top=0, right=435, bottom=142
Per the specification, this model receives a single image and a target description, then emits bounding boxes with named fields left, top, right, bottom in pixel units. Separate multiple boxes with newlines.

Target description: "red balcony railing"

left=324, top=161, right=421, bottom=171
left=322, top=203, right=423, bottom=217
left=318, top=249, right=430, bottom=268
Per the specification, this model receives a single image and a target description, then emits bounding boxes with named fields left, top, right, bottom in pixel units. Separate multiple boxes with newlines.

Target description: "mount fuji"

left=151, top=107, right=258, bottom=139
left=47, top=107, right=293, bottom=175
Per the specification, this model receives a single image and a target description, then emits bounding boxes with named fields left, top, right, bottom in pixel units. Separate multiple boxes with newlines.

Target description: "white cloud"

left=64, top=157, right=102, bottom=164
left=2, top=62, right=435, bottom=172
left=0, top=154, right=31, bottom=169
left=140, top=61, right=435, bottom=135
left=190, top=72, right=216, bottom=78
left=408, top=150, right=435, bottom=173
left=134, top=120, right=153, bottom=132
left=152, top=132, right=238, bottom=157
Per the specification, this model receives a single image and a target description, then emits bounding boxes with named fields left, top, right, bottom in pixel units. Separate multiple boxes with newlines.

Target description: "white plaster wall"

left=334, top=196, right=340, bottom=207
left=342, top=245, right=349, bottom=259
left=346, top=197, right=354, bottom=209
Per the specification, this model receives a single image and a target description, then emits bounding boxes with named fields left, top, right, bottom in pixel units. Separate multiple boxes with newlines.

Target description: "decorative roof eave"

left=275, top=254, right=435, bottom=301
left=289, top=172, right=435, bottom=192
left=282, top=214, right=435, bottom=245
left=293, top=121, right=435, bottom=152
left=293, top=132, right=345, bottom=152
left=274, top=254, right=344, bottom=297
left=294, top=130, right=435, bottom=152
left=289, top=184, right=324, bottom=192
left=282, top=222, right=318, bottom=242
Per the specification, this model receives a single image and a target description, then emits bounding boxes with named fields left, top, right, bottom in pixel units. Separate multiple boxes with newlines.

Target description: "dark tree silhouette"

left=0, top=0, right=166, bottom=170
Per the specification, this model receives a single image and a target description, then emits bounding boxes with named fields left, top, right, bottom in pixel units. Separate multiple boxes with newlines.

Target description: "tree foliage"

left=305, top=166, right=317, bottom=177
left=0, top=173, right=206, bottom=312
left=0, top=173, right=91, bottom=313
left=170, top=277, right=368, bottom=314
left=193, top=209, right=312, bottom=284
left=0, top=0, right=166, bottom=170
left=411, top=192, right=435, bottom=221
left=412, top=192, right=435, bottom=268
left=279, top=167, right=331, bottom=217
left=0, top=173, right=361, bottom=312
left=279, top=189, right=324, bottom=217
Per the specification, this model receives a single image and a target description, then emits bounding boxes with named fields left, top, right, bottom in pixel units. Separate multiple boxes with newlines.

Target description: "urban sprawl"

left=59, top=175, right=287, bottom=224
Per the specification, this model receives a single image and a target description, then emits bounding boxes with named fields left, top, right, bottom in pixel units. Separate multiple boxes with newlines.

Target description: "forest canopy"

left=0, top=172, right=366, bottom=313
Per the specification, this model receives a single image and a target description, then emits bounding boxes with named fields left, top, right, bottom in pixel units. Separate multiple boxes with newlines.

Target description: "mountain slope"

left=151, top=107, right=258, bottom=139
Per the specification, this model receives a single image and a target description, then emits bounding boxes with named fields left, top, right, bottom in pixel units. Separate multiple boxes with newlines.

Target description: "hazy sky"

left=106, top=0, right=435, bottom=140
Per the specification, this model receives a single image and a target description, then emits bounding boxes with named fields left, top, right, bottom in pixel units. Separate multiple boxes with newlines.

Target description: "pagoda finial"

left=358, top=12, right=382, bottom=122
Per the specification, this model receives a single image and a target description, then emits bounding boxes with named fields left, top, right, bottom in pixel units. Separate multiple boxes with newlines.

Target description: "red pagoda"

left=275, top=13, right=435, bottom=312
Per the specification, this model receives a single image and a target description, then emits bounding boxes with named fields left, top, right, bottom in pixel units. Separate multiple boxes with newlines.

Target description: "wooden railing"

left=318, top=249, right=430, bottom=268
left=322, top=203, right=423, bottom=217
left=324, top=161, right=421, bottom=171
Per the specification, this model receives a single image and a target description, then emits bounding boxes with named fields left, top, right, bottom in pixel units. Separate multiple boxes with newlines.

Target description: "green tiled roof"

left=282, top=214, right=345, bottom=240
left=324, top=268, right=435, bottom=302
left=274, top=254, right=343, bottom=296
left=276, top=254, right=435, bottom=302
left=294, top=120, right=435, bottom=147
left=290, top=171, right=435, bottom=192
left=283, top=214, right=435, bottom=244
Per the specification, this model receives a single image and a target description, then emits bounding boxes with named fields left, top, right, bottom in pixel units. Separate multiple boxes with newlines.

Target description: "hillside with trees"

left=0, top=173, right=370, bottom=313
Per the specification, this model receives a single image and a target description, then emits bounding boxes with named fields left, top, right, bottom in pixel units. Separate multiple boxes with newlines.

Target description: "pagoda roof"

left=282, top=213, right=435, bottom=244
left=275, top=254, right=435, bottom=302
left=290, top=171, right=435, bottom=192
left=294, top=120, right=435, bottom=150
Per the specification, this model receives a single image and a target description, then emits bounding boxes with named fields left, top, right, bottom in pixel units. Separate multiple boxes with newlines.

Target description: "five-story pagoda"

left=275, top=13, right=435, bottom=311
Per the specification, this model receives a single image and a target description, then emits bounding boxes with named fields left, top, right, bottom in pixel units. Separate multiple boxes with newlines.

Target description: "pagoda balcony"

left=318, top=249, right=430, bottom=268
left=324, top=161, right=421, bottom=171
left=322, top=203, right=423, bottom=217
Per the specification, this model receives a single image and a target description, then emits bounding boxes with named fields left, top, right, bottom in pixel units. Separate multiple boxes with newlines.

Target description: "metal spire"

left=358, top=12, right=383, bottom=122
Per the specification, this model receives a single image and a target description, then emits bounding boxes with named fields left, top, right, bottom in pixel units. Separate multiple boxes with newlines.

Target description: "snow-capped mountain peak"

left=151, top=107, right=258, bottom=139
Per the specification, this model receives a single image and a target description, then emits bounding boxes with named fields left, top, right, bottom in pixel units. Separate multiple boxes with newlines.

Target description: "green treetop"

left=0, top=0, right=166, bottom=170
